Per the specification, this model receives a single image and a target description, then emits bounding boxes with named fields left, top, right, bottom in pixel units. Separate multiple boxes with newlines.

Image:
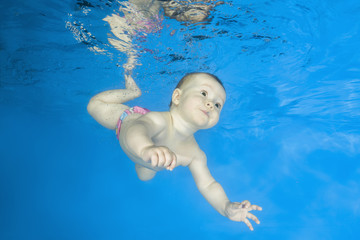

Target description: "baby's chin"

left=196, top=118, right=218, bottom=130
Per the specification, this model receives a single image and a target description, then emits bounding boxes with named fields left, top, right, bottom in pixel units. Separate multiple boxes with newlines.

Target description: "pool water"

left=1, top=0, right=359, bottom=239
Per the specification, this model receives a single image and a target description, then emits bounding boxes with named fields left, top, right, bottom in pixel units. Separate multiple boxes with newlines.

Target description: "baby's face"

left=175, top=74, right=226, bottom=129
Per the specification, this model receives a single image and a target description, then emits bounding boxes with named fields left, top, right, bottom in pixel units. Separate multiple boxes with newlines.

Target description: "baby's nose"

left=205, top=101, right=214, bottom=110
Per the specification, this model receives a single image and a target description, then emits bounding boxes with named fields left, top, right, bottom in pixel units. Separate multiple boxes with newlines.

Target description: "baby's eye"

left=201, top=90, right=207, bottom=97
left=215, top=103, right=222, bottom=109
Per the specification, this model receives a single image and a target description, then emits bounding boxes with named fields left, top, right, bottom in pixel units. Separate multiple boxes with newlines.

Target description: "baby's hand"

left=141, top=146, right=177, bottom=171
left=225, top=200, right=262, bottom=231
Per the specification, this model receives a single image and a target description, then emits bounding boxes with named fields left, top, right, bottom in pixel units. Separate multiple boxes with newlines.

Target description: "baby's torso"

left=119, top=111, right=199, bottom=169
left=152, top=129, right=197, bottom=167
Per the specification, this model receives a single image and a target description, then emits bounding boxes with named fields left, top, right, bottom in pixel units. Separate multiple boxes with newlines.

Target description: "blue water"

left=1, top=0, right=359, bottom=239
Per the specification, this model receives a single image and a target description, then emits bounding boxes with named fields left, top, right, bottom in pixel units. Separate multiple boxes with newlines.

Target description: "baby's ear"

left=171, top=88, right=182, bottom=106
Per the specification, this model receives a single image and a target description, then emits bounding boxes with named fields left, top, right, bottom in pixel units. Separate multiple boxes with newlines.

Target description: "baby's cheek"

left=210, top=114, right=220, bottom=125
left=185, top=98, right=200, bottom=109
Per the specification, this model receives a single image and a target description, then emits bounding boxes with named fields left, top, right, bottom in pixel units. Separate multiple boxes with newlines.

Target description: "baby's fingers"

left=247, top=212, right=260, bottom=224
left=250, top=205, right=263, bottom=211
left=163, top=150, right=174, bottom=168
left=240, top=200, right=251, bottom=208
left=150, top=154, right=159, bottom=167
left=157, top=150, right=166, bottom=167
left=244, top=218, right=254, bottom=231
left=167, top=154, right=177, bottom=171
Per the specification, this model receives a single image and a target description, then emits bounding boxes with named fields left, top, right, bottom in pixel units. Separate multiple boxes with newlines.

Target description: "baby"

left=87, top=72, right=262, bottom=231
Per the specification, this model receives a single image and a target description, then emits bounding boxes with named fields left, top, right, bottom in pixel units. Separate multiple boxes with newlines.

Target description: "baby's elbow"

left=198, top=179, right=217, bottom=194
left=135, top=164, right=156, bottom=181
left=138, top=174, right=154, bottom=182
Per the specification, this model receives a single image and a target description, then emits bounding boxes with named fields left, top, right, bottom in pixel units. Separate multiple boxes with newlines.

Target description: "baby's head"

left=169, top=72, right=225, bottom=106
left=170, top=72, right=226, bottom=129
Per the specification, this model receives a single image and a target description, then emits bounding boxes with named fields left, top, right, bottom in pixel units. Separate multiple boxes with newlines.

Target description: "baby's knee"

left=87, top=98, right=101, bottom=117
left=135, top=164, right=156, bottom=181
left=133, top=88, right=142, bottom=98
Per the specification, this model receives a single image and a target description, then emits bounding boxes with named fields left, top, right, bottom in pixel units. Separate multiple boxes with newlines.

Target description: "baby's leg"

left=135, top=164, right=157, bottom=181
left=87, top=75, right=141, bottom=129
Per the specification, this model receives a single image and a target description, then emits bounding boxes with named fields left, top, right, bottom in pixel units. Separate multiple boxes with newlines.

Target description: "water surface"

left=1, top=0, right=359, bottom=239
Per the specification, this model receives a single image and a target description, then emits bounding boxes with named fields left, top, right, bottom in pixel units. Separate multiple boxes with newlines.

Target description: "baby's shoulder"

left=185, top=142, right=206, bottom=162
left=187, top=147, right=208, bottom=169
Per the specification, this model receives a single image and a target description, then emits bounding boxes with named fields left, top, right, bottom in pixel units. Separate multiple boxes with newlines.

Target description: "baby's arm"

left=122, top=112, right=177, bottom=170
left=188, top=152, right=262, bottom=231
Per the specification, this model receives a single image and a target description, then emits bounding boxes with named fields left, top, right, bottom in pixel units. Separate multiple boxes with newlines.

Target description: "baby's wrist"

left=224, top=201, right=232, bottom=217
left=139, top=145, right=155, bottom=161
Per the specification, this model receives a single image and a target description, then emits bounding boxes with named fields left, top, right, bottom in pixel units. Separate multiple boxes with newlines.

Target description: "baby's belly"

left=118, top=119, right=193, bottom=169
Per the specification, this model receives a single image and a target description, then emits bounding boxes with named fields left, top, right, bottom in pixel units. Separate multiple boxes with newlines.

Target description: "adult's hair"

left=169, top=72, right=225, bottom=107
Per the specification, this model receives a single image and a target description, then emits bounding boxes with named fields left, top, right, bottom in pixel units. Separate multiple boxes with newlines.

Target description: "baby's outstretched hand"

left=141, top=146, right=177, bottom=171
left=225, top=200, right=262, bottom=231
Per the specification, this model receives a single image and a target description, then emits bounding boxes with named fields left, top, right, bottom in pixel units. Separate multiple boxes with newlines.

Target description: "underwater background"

left=1, top=0, right=360, bottom=239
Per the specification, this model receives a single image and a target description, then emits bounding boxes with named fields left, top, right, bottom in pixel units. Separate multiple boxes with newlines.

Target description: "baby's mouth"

left=200, top=109, right=209, bottom=116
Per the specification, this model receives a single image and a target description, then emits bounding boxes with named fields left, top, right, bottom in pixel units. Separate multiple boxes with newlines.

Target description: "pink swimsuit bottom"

left=115, top=106, right=150, bottom=140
